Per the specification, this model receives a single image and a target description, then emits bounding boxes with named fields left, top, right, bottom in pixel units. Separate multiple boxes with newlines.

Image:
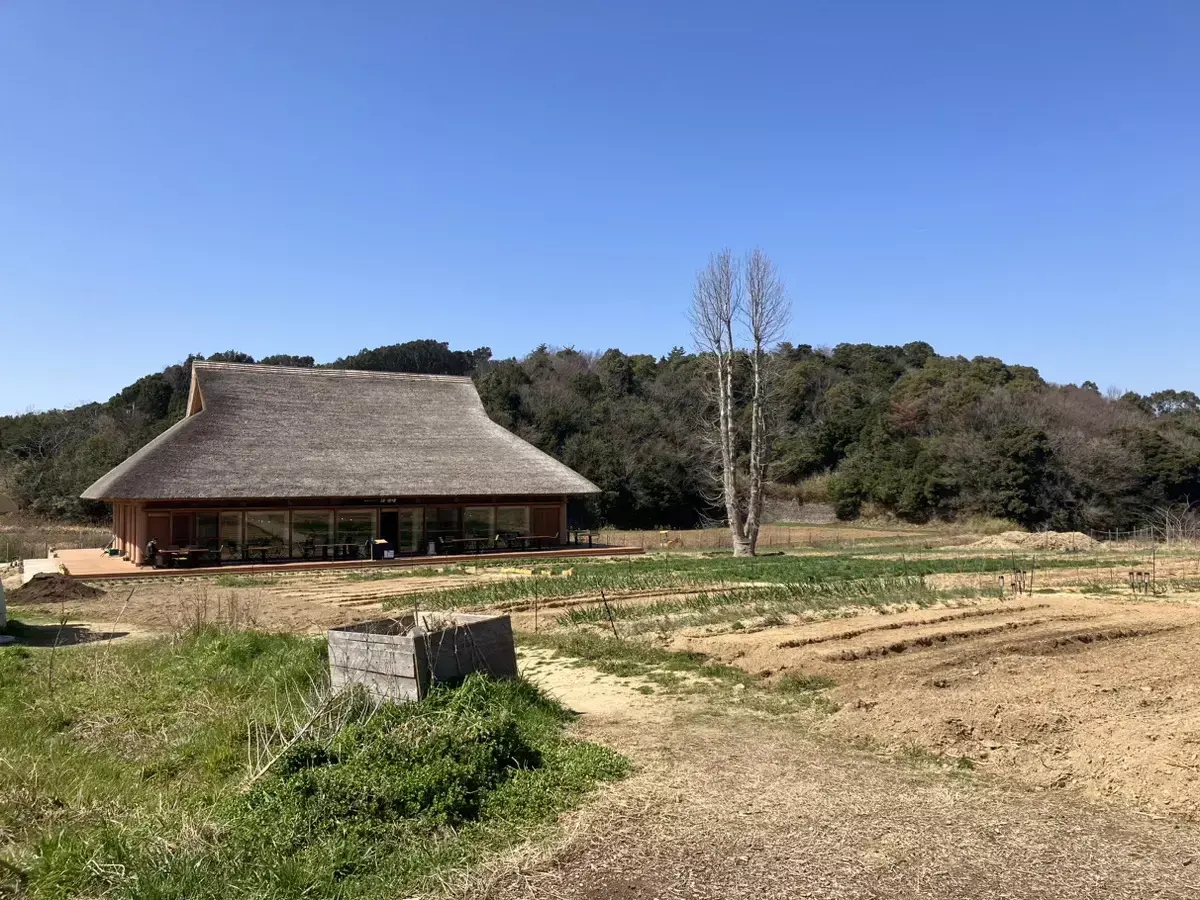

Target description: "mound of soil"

left=970, top=530, right=1098, bottom=552
left=9, top=573, right=103, bottom=605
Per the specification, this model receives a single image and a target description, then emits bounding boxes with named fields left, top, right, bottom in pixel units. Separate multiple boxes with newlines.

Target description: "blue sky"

left=1, top=1, right=1197, bottom=414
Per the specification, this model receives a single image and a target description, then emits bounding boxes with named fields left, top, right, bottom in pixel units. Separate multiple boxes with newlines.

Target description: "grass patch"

left=381, top=552, right=1133, bottom=616
left=892, top=742, right=978, bottom=776
left=213, top=573, right=280, bottom=588
left=560, top=576, right=944, bottom=634
left=344, top=565, right=468, bottom=582
left=777, top=673, right=836, bottom=693
left=0, top=629, right=625, bottom=899
left=0, top=517, right=111, bottom=563
left=520, top=631, right=755, bottom=690
left=774, top=672, right=839, bottom=712
left=520, top=632, right=841, bottom=716
left=1073, top=579, right=1122, bottom=596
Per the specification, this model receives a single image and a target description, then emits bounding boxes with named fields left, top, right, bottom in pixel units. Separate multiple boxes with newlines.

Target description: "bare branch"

left=689, top=250, right=742, bottom=357
left=742, top=247, right=790, bottom=351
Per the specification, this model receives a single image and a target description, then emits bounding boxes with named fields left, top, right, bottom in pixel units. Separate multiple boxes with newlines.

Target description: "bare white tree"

left=690, top=250, right=749, bottom=554
left=690, top=248, right=790, bottom=556
left=742, top=248, right=790, bottom=551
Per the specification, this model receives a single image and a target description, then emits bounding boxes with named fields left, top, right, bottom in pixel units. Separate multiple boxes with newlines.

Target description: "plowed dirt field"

left=676, top=594, right=1200, bottom=818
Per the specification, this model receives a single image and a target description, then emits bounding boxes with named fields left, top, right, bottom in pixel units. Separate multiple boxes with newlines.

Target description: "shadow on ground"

left=3, top=620, right=130, bottom=646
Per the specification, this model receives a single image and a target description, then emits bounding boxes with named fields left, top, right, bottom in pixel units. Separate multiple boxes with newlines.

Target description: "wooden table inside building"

left=570, top=529, right=600, bottom=547
left=155, top=548, right=213, bottom=568
left=244, top=544, right=288, bottom=563
left=440, top=536, right=495, bottom=554
left=499, top=533, right=559, bottom=552
left=296, top=542, right=363, bottom=561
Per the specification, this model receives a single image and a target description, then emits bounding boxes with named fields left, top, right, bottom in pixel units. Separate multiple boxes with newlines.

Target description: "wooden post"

left=131, top=504, right=147, bottom=565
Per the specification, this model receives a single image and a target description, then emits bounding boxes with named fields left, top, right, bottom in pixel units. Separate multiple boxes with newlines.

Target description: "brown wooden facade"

left=111, top=496, right=569, bottom=566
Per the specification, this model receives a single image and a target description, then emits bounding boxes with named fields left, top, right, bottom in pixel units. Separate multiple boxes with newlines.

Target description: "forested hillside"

left=2, top=339, right=1198, bottom=530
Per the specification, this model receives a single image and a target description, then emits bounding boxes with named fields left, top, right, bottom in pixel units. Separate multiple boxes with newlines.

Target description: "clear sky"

left=1, top=1, right=1197, bottom=415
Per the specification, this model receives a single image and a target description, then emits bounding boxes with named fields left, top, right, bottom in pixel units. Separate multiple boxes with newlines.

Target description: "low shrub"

left=2, top=635, right=626, bottom=900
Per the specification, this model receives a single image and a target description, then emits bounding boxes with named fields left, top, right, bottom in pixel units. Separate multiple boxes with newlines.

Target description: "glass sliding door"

left=196, top=514, right=220, bottom=556
left=292, top=511, right=334, bottom=559
left=463, top=507, right=495, bottom=539
left=219, top=512, right=243, bottom=560
left=397, top=508, right=423, bottom=554
left=246, top=511, right=289, bottom=560
left=496, top=506, right=530, bottom=537
left=336, top=510, right=375, bottom=560
left=424, top=507, right=460, bottom=551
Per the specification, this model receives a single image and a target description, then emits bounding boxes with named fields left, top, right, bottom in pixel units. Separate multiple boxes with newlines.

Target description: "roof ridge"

left=191, top=361, right=473, bottom=383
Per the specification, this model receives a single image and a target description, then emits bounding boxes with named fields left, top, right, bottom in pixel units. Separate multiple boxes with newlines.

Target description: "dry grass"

left=0, top=515, right=110, bottom=562
left=166, top=587, right=264, bottom=634
left=597, top=523, right=915, bottom=552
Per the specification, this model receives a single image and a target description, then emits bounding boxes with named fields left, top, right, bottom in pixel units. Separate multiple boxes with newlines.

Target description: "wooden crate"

left=327, top=612, right=518, bottom=703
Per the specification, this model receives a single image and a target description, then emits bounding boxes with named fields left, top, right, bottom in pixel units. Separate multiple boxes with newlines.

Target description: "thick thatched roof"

left=82, top=362, right=599, bottom=501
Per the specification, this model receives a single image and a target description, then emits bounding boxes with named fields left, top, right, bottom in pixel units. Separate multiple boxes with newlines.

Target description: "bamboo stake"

left=599, top=588, right=620, bottom=639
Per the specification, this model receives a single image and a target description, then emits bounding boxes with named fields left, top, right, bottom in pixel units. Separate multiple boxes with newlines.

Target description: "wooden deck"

left=56, top=545, right=644, bottom=581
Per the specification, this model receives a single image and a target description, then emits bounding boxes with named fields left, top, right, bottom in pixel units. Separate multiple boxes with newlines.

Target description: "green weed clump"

left=777, top=673, right=836, bottom=693
left=236, top=676, right=624, bottom=854
left=521, top=632, right=756, bottom=689
left=0, top=633, right=626, bottom=900
left=344, top=565, right=467, bottom=582
left=559, top=575, right=942, bottom=632
left=213, top=573, right=280, bottom=588
left=775, top=672, right=840, bottom=712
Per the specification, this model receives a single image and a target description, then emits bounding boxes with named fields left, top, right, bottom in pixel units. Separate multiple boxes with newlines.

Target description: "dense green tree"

left=206, top=350, right=257, bottom=364
left=259, top=354, right=316, bottom=367
left=2, top=339, right=1197, bottom=531
left=327, top=340, right=490, bottom=376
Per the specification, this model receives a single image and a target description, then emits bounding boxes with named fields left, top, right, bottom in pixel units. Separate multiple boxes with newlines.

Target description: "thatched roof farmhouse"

left=84, top=362, right=598, bottom=566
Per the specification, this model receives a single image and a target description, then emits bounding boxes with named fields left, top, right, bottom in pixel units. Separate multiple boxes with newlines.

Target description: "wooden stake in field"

left=599, top=588, right=620, bottom=640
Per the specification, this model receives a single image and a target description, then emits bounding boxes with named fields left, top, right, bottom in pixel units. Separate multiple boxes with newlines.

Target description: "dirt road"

left=474, top=652, right=1200, bottom=900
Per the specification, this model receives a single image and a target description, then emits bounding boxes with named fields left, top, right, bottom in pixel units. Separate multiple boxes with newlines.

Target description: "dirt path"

left=465, top=655, right=1200, bottom=900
